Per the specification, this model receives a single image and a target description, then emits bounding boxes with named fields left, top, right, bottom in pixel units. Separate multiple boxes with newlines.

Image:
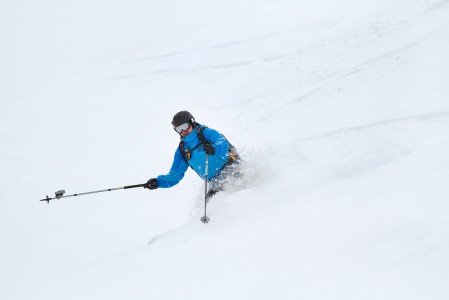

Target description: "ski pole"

left=39, top=183, right=146, bottom=204
left=200, top=154, right=210, bottom=224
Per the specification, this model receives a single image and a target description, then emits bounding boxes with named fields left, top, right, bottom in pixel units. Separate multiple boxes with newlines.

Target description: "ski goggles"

left=174, top=122, right=190, bottom=133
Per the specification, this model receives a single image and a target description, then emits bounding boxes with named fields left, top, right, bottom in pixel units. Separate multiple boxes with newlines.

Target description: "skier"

left=144, top=111, right=241, bottom=199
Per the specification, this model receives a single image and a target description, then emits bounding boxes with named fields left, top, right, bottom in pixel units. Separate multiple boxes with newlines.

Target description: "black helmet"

left=172, top=111, right=195, bottom=127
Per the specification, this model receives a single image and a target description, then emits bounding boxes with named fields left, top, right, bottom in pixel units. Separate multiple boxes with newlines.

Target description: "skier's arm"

left=156, top=148, right=189, bottom=188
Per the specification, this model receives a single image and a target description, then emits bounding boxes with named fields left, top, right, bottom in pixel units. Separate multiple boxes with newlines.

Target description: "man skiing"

left=144, top=111, right=240, bottom=199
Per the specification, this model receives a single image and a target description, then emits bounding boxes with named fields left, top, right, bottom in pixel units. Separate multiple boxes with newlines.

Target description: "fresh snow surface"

left=1, top=0, right=449, bottom=299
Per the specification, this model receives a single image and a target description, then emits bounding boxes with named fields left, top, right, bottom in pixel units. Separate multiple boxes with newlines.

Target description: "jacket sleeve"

left=156, top=148, right=189, bottom=188
left=203, top=127, right=230, bottom=160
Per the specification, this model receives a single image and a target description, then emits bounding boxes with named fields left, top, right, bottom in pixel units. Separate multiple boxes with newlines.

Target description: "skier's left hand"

left=203, top=142, right=216, bottom=155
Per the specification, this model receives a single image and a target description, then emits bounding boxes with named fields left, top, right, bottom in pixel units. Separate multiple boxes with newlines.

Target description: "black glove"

left=144, top=178, right=159, bottom=190
left=202, top=142, right=216, bottom=155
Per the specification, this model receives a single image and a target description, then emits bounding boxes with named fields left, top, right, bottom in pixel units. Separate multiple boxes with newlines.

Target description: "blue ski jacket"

left=156, top=124, right=230, bottom=188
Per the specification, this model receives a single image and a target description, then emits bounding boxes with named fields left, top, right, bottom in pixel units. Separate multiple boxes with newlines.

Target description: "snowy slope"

left=1, top=0, right=449, bottom=299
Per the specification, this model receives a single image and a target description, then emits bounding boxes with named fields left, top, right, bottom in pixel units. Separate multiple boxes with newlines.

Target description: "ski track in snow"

left=295, top=111, right=449, bottom=143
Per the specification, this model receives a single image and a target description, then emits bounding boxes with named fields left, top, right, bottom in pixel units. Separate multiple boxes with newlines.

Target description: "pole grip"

left=124, top=184, right=146, bottom=189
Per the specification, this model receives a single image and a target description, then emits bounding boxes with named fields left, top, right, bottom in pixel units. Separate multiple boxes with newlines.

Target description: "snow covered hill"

left=1, top=0, right=449, bottom=299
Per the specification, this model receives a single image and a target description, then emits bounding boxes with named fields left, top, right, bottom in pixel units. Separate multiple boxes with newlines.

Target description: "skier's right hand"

left=144, top=178, right=159, bottom=190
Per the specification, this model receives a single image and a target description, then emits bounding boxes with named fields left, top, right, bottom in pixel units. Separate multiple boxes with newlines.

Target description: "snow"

left=1, top=0, right=449, bottom=299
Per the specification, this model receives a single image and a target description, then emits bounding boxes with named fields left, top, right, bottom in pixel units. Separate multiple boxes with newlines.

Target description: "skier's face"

left=180, top=123, right=193, bottom=137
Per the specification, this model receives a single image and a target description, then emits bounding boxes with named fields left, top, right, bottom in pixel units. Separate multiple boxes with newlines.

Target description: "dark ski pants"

left=206, top=159, right=242, bottom=200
